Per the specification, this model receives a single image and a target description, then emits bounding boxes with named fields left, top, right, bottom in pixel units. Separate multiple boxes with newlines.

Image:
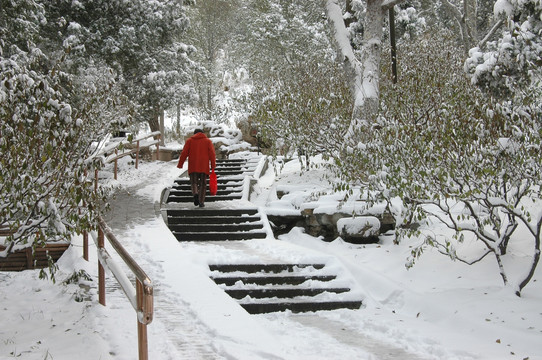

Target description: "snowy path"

left=285, top=314, right=427, bottom=360
left=103, top=182, right=226, bottom=359
left=103, top=253, right=224, bottom=360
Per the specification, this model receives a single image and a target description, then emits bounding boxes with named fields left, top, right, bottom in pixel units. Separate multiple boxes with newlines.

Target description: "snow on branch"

left=325, top=0, right=360, bottom=69
left=381, top=0, right=407, bottom=11
left=479, top=18, right=505, bottom=48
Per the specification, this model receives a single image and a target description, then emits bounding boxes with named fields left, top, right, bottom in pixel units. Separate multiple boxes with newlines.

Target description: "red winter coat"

left=177, top=132, right=216, bottom=175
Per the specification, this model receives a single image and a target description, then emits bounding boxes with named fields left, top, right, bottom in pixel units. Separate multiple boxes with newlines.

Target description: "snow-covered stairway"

left=162, top=156, right=269, bottom=241
left=208, top=263, right=362, bottom=314
left=161, top=154, right=363, bottom=313
left=166, top=158, right=260, bottom=203
left=167, top=208, right=267, bottom=241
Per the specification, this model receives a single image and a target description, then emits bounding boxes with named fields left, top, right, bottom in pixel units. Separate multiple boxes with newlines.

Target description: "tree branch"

left=455, top=249, right=493, bottom=265
left=381, top=0, right=406, bottom=11
left=479, top=19, right=505, bottom=48
left=440, top=0, right=462, bottom=23
left=326, top=0, right=358, bottom=66
left=440, top=0, right=473, bottom=52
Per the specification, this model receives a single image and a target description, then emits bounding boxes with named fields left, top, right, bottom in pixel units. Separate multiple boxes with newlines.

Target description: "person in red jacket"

left=177, top=129, right=216, bottom=207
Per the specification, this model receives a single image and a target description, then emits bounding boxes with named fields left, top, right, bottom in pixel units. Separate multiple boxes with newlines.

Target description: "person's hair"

left=194, top=128, right=203, bottom=134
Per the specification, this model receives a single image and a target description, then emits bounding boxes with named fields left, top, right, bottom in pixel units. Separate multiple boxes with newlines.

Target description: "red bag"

left=209, top=169, right=218, bottom=196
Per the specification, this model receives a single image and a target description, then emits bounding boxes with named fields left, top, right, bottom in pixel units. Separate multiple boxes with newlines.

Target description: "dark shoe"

left=199, top=203, right=205, bottom=208
left=193, top=194, right=199, bottom=206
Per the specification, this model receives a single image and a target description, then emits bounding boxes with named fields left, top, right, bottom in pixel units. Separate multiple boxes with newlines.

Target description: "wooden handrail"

left=82, top=131, right=161, bottom=358
left=97, top=131, right=161, bottom=159
left=91, top=216, right=153, bottom=360
left=104, top=139, right=160, bottom=163
left=101, top=132, right=161, bottom=180
left=131, top=130, right=161, bottom=143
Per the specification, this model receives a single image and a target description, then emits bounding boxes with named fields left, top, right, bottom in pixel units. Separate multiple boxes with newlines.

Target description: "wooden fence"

left=102, top=131, right=162, bottom=180
left=90, top=216, right=153, bottom=360
left=0, top=242, right=69, bottom=271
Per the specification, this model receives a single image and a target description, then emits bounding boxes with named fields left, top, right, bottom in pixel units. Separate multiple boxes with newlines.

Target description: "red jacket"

left=177, top=132, right=216, bottom=175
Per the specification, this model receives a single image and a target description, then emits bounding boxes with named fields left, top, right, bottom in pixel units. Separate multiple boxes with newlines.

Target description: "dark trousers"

left=190, top=172, right=208, bottom=205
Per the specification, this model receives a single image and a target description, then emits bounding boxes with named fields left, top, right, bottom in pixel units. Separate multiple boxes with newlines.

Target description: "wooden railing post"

left=26, top=247, right=33, bottom=269
left=155, top=134, right=160, bottom=161
left=83, top=230, right=89, bottom=261
left=98, top=226, right=106, bottom=306
left=136, top=280, right=148, bottom=360
left=91, top=216, right=153, bottom=360
left=80, top=188, right=89, bottom=262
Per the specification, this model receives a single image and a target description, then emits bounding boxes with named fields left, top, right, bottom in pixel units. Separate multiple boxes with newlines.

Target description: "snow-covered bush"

left=334, top=32, right=541, bottom=296
left=0, top=3, right=118, bottom=280
left=0, top=50, right=111, bottom=279
left=252, top=60, right=351, bottom=160
left=465, top=0, right=542, bottom=99
left=395, top=6, right=426, bottom=40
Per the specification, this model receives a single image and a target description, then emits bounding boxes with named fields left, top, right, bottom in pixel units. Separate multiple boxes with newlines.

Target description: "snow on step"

left=208, top=262, right=363, bottom=314
left=165, top=207, right=269, bottom=242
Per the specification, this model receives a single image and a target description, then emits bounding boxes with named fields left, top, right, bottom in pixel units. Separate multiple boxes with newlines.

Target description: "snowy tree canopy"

left=39, top=0, right=197, bottom=131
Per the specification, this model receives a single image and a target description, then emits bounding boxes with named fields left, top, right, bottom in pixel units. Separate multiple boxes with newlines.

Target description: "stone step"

left=240, top=300, right=363, bottom=314
left=216, top=159, right=246, bottom=164
left=169, top=188, right=241, bottom=196
left=207, top=261, right=363, bottom=314
left=209, top=263, right=325, bottom=273
left=171, top=185, right=243, bottom=191
left=224, top=287, right=351, bottom=299
left=210, top=274, right=337, bottom=286
left=167, top=215, right=261, bottom=225
left=167, top=207, right=267, bottom=242
left=174, top=178, right=244, bottom=185
left=169, top=223, right=263, bottom=233
left=215, top=162, right=245, bottom=167
left=167, top=194, right=242, bottom=203
left=170, top=187, right=243, bottom=195
left=173, top=231, right=267, bottom=241
left=215, top=164, right=251, bottom=170
left=168, top=208, right=259, bottom=217
left=214, top=169, right=245, bottom=176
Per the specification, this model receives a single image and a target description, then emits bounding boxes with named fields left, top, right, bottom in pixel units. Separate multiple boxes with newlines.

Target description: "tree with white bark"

left=326, top=0, right=407, bottom=141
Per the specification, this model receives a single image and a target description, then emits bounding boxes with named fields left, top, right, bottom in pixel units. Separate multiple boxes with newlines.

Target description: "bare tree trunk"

left=389, top=7, right=398, bottom=84
left=327, top=0, right=362, bottom=143
left=159, top=109, right=165, bottom=146
left=353, top=0, right=384, bottom=125
left=468, top=0, right=478, bottom=41
left=516, top=219, right=542, bottom=296
left=176, top=104, right=181, bottom=136
left=148, top=108, right=160, bottom=133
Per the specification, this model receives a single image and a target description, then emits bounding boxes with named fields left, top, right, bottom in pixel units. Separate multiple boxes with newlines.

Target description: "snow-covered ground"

left=1, top=151, right=541, bottom=360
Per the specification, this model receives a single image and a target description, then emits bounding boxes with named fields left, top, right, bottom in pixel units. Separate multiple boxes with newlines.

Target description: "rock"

left=237, top=118, right=259, bottom=147
left=337, top=216, right=380, bottom=243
